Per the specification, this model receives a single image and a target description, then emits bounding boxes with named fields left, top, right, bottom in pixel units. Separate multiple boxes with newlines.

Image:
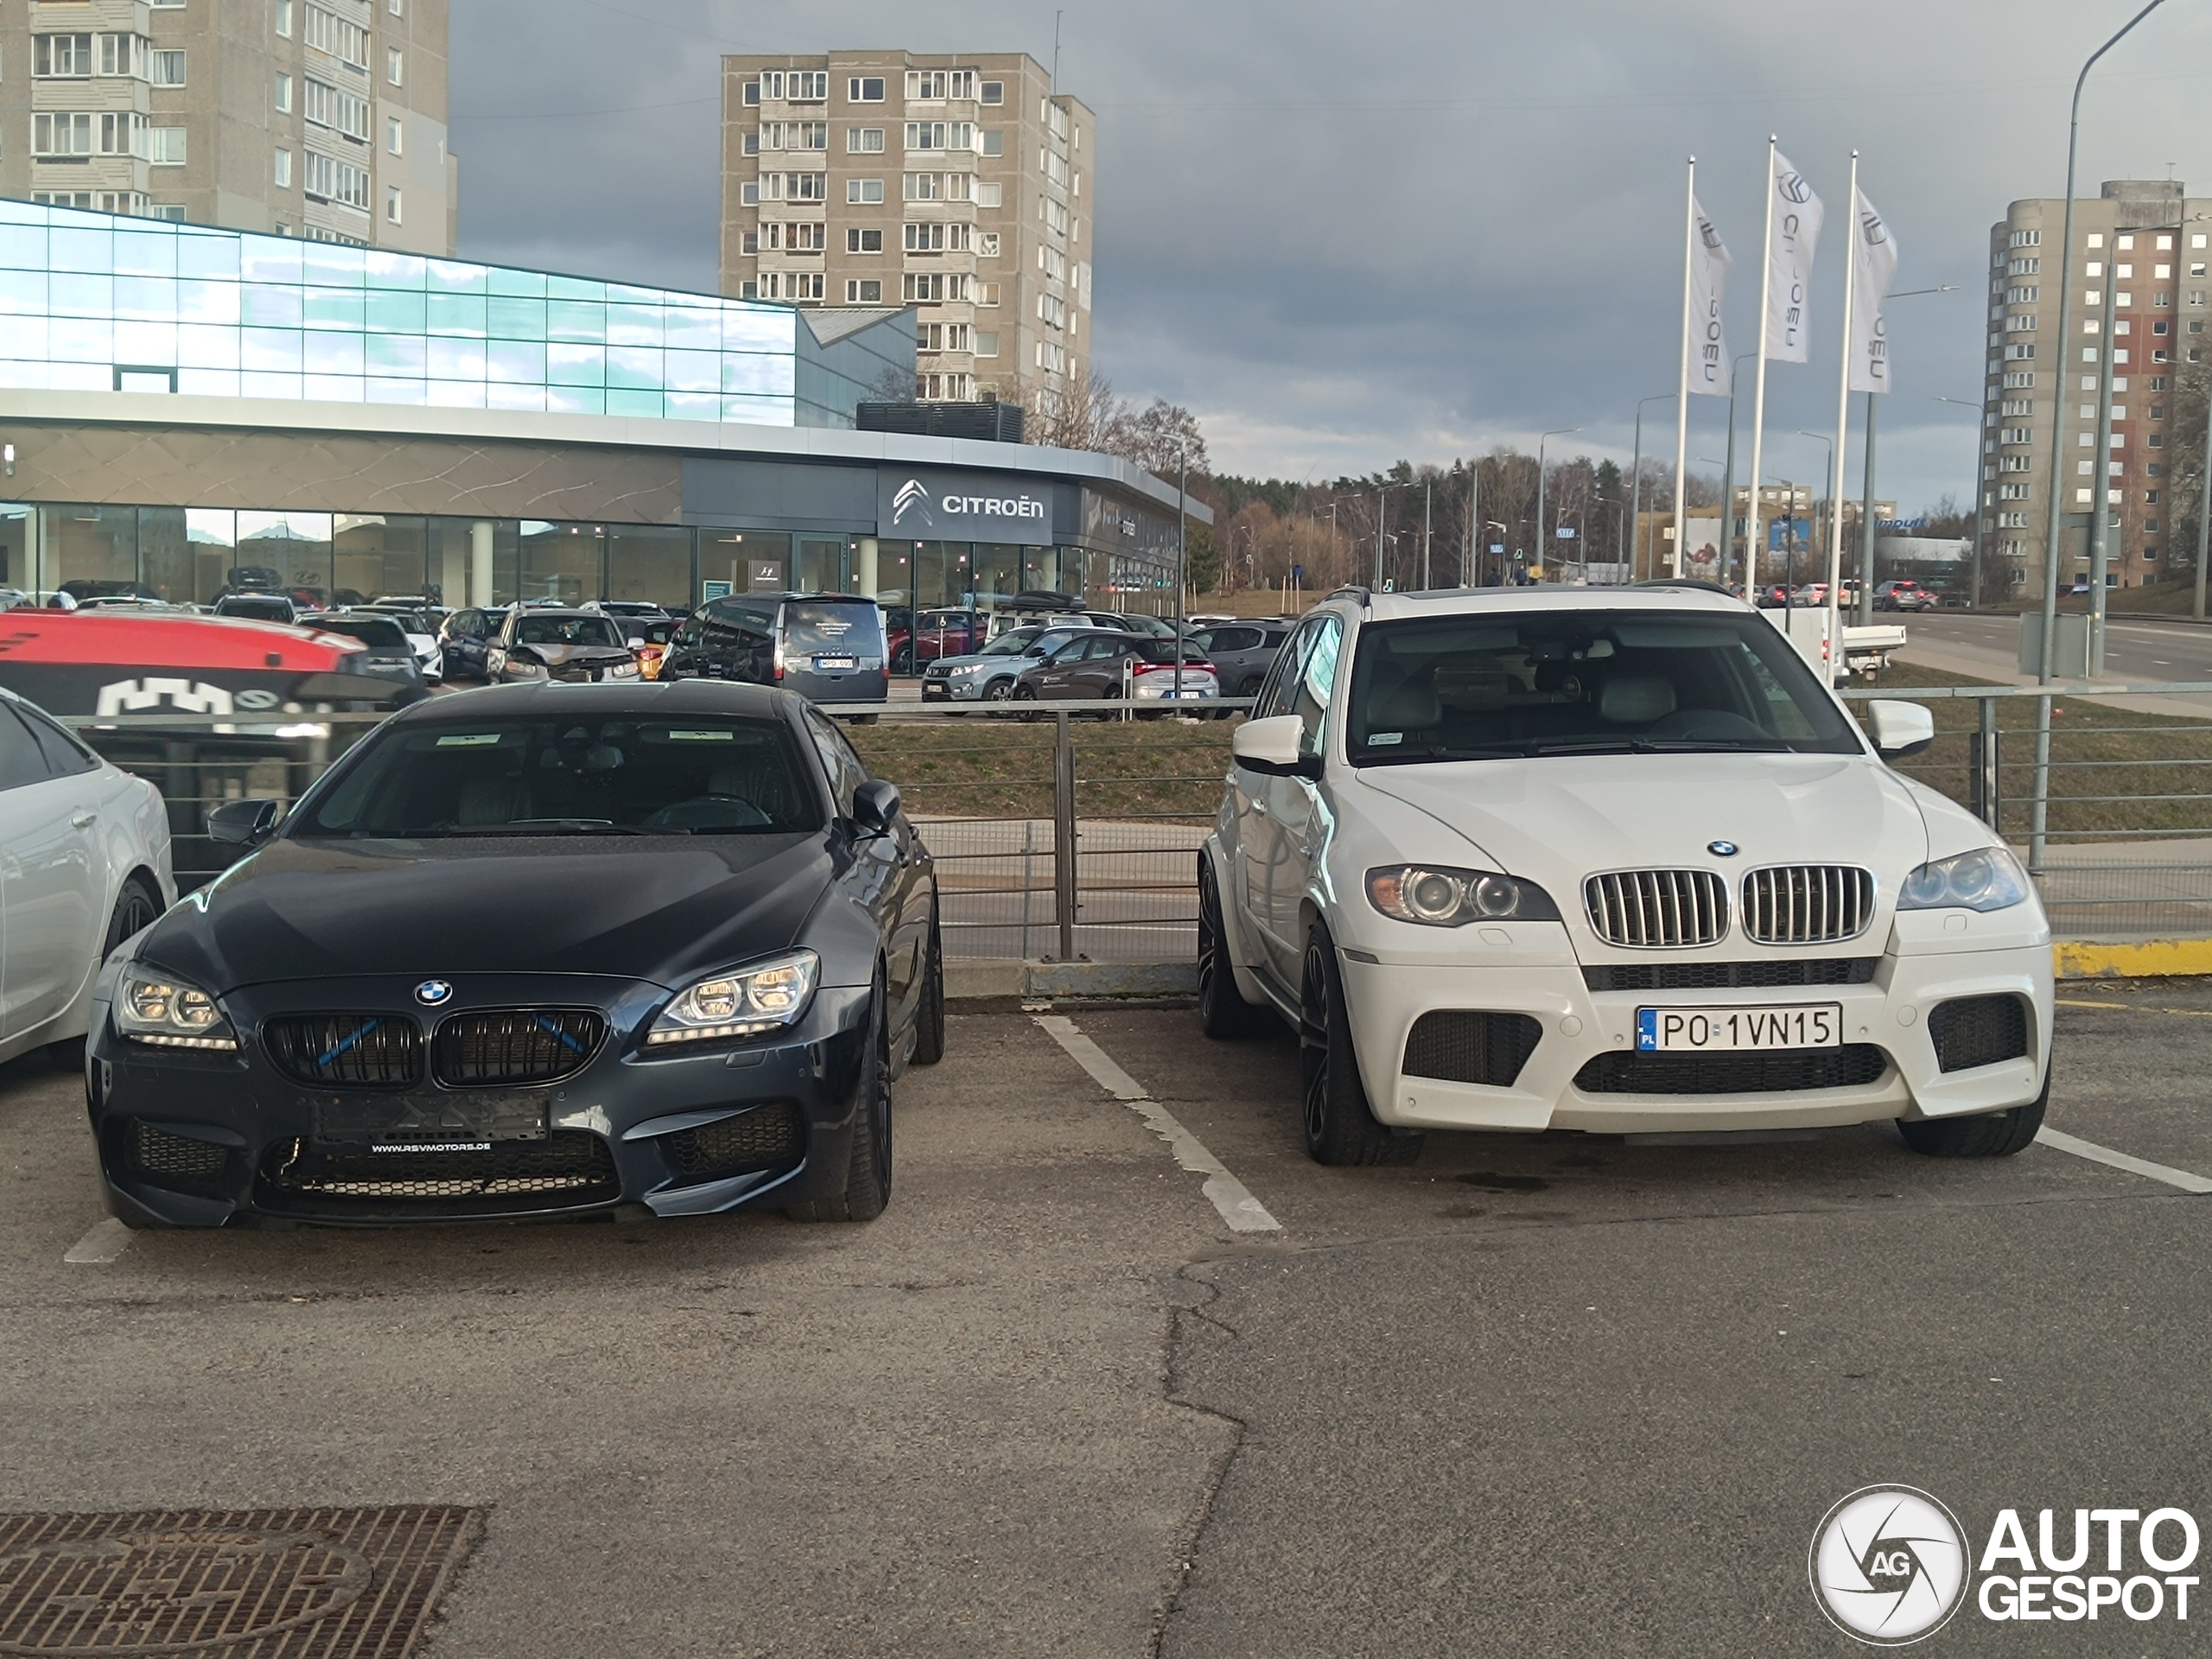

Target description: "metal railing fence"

left=54, top=679, right=2212, bottom=957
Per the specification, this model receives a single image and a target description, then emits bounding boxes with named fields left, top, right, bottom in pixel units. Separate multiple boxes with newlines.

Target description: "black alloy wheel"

left=893, top=646, right=916, bottom=676
left=912, top=899, right=946, bottom=1065
left=1197, top=855, right=1271, bottom=1039
left=982, top=677, right=1015, bottom=702
left=1013, top=682, right=1042, bottom=722
left=1300, top=921, right=1421, bottom=1166
left=789, top=968, right=893, bottom=1222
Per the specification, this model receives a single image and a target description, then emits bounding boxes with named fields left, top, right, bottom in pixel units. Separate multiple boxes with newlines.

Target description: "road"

left=1903, top=611, right=2212, bottom=683
left=7, top=991, right=2212, bottom=1655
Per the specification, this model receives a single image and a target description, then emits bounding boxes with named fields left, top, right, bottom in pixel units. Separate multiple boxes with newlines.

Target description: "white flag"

left=1688, top=198, right=1732, bottom=397
left=1763, top=149, right=1825, bottom=363
left=1847, top=187, right=1900, bottom=394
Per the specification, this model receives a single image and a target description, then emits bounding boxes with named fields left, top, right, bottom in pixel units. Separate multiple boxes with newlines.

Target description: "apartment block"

left=0, top=0, right=456, bottom=253
left=1982, top=179, right=2209, bottom=594
left=720, top=51, right=1092, bottom=420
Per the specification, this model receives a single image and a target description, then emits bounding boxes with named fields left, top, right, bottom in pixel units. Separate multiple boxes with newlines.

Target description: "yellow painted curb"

left=2054, top=938, right=2212, bottom=980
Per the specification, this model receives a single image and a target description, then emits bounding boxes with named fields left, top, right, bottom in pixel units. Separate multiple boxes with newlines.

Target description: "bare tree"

left=1027, top=365, right=1124, bottom=452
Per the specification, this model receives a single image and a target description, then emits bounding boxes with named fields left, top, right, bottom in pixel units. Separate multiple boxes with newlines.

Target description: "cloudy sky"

left=453, top=0, right=2212, bottom=511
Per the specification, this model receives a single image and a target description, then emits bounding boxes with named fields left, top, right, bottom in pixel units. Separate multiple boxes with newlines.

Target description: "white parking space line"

left=2037, top=1128, right=2212, bottom=1195
left=1033, top=1014, right=1282, bottom=1234
left=63, top=1217, right=133, bottom=1264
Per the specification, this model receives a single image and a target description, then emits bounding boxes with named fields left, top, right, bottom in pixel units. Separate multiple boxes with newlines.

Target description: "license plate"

left=814, top=655, right=858, bottom=671
left=311, top=1091, right=550, bottom=1147
left=1636, top=1003, right=1841, bottom=1053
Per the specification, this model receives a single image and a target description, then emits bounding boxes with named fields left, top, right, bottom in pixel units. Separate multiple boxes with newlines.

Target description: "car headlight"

left=645, top=950, right=820, bottom=1047
left=607, top=661, right=639, bottom=679
left=1897, top=847, right=2030, bottom=912
left=1366, top=865, right=1563, bottom=927
left=114, top=965, right=237, bottom=1050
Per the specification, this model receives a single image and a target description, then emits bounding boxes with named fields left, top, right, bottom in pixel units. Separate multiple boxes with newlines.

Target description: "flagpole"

left=1672, top=156, right=1695, bottom=578
left=1825, top=152, right=1858, bottom=681
left=1745, top=136, right=1777, bottom=599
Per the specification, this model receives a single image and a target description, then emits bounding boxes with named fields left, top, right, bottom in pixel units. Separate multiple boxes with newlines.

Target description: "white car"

left=1198, top=585, right=2053, bottom=1164
left=362, top=607, right=444, bottom=683
left=0, top=690, right=175, bottom=1065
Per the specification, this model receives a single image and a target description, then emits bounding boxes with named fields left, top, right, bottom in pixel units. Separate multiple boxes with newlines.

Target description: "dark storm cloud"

left=455, top=0, right=2212, bottom=507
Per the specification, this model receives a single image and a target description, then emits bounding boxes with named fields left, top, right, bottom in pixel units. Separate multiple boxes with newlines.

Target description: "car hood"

left=139, top=834, right=830, bottom=993
left=509, top=643, right=633, bottom=664
left=1354, top=750, right=1930, bottom=915
left=928, top=649, right=1032, bottom=671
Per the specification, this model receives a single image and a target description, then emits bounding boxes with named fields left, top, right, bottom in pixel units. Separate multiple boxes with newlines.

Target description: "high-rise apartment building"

left=1982, top=179, right=2209, bottom=595
left=0, top=0, right=456, bottom=254
left=720, top=51, right=1092, bottom=419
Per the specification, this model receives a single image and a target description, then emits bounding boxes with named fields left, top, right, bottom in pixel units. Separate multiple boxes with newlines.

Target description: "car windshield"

left=1344, top=609, right=1862, bottom=763
left=315, top=617, right=409, bottom=650
left=516, top=615, right=624, bottom=648
left=785, top=601, right=883, bottom=655
left=295, top=716, right=820, bottom=837
left=980, top=629, right=1040, bottom=657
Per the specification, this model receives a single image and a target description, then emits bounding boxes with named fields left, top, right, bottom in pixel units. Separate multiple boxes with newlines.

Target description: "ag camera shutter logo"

left=1810, top=1486, right=1969, bottom=1645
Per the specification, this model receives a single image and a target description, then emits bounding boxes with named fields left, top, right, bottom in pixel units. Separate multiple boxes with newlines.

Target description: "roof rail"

left=1630, top=578, right=1738, bottom=598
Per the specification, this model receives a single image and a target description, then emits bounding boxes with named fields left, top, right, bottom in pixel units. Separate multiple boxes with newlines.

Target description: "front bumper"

left=921, top=673, right=987, bottom=702
left=1337, top=930, right=2053, bottom=1136
left=86, top=971, right=875, bottom=1226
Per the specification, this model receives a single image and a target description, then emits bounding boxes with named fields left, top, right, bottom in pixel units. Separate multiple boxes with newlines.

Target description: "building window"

left=917, top=322, right=969, bottom=353
left=740, top=181, right=760, bottom=207
left=980, top=80, right=1003, bottom=105
left=979, top=282, right=1001, bottom=306
left=847, top=127, right=884, bottom=154
left=789, top=71, right=828, bottom=101
left=741, top=80, right=760, bottom=107
left=150, top=49, right=185, bottom=86
left=2009, top=229, right=2041, bottom=247
left=848, top=76, right=884, bottom=102
left=149, top=202, right=187, bottom=219
left=977, top=182, right=1002, bottom=209
left=305, top=78, right=372, bottom=140
left=275, top=146, right=292, bottom=187
left=846, top=227, right=882, bottom=253
left=276, top=73, right=293, bottom=111
left=33, top=112, right=94, bottom=156
left=978, top=130, right=1004, bottom=158
left=303, top=6, right=369, bottom=71
left=303, top=149, right=369, bottom=210
left=276, top=0, right=293, bottom=35
left=34, top=34, right=95, bottom=76
left=387, top=116, right=404, bottom=155
left=385, top=185, right=402, bottom=223
left=845, top=278, right=882, bottom=303
left=386, top=47, right=404, bottom=86
left=905, top=121, right=974, bottom=152
left=149, top=126, right=188, bottom=165
left=389, top=0, right=404, bottom=13
left=739, top=279, right=758, bottom=299
left=905, top=69, right=976, bottom=101
left=975, top=330, right=998, bottom=357
left=847, top=178, right=884, bottom=205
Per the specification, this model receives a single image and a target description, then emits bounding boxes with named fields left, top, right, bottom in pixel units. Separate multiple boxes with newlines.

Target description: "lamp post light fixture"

left=1630, top=394, right=1676, bottom=582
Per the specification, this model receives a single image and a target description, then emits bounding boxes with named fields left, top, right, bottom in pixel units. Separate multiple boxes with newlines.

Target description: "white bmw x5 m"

left=1198, top=585, right=2054, bottom=1165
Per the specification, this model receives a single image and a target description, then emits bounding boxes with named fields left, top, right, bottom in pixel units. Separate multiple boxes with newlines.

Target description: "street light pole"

left=2034, top=0, right=2170, bottom=869
left=1717, top=351, right=1756, bottom=587
left=1536, top=427, right=1581, bottom=585
left=1933, top=397, right=1988, bottom=607
left=1631, top=394, right=1676, bottom=582
left=1794, top=429, right=1834, bottom=592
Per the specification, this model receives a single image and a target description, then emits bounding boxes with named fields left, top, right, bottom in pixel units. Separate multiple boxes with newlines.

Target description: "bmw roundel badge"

left=1707, top=841, right=1739, bottom=858
left=415, top=980, right=454, bottom=1007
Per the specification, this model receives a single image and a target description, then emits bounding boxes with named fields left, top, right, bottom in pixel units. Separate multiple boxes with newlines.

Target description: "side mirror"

left=1232, top=713, right=1323, bottom=779
left=207, top=797, right=284, bottom=847
left=851, top=778, right=901, bottom=836
left=1865, top=699, right=1936, bottom=760
left=627, top=636, right=645, bottom=649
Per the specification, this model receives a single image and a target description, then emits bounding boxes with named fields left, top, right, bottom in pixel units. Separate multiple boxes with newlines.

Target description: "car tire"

left=1300, top=920, right=1421, bottom=1166
left=893, top=647, right=916, bottom=676
left=1198, top=855, right=1272, bottom=1039
left=1897, top=1066, right=2050, bottom=1158
left=1014, top=683, right=1041, bottom=722
left=912, top=900, right=946, bottom=1066
left=48, top=874, right=162, bottom=1071
left=789, top=969, right=893, bottom=1222
left=982, top=678, right=1014, bottom=702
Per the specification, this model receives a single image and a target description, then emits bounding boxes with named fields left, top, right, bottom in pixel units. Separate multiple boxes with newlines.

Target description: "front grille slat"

left=431, top=1009, right=606, bottom=1088
left=1573, top=1046, right=1889, bottom=1096
left=1582, top=957, right=1878, bottom=993
left=1741, top=866, right=1875, bottom=945
left=258, top=1130, right=619, bottom=1211
left=1582, top=869, right=1728, bottom=949
left=263, top=1015, right=424, bottom=1090
left=1402, top=1012, right=1544, bottom=1088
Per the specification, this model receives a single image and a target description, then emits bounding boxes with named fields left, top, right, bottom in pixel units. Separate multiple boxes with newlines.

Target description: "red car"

left=889, top=607, right=984, bottom=674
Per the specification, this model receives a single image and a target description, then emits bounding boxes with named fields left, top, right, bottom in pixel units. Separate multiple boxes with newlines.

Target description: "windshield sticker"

left=1369, top=732, right=1403, bottom=746
left=666, top=729, right=735, bottom=741
left=435, top=734, right=503, bottom=747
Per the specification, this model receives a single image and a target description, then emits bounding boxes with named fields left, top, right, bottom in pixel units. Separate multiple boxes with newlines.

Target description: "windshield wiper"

left=434, top=819, right=678, bottom=836
left=1529, top=737, right=1790, bottom=756
left=1358, top=743, right=1529, bottom=764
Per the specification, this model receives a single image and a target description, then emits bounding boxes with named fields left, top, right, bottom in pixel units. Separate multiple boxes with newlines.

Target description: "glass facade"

left=0, top=503, right=1173, bottom=617
left=0, top=198, right=917, bottom=426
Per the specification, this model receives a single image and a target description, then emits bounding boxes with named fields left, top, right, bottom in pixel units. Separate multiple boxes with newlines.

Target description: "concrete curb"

left=947, top=958, right=1198, bottom=1000
left=950, top=945, right=2212, bottom=996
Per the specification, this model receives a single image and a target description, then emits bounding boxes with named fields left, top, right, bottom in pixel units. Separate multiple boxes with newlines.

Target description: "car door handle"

left=71, top=810, right=97, bottom=829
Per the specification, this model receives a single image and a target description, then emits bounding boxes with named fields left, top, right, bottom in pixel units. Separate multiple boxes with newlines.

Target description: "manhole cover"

left=0, top=1509, right=478, bottom=1657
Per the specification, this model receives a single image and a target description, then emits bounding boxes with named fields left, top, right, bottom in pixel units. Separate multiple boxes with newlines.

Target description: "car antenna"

left=1327, top=585, right=1371, bottom=607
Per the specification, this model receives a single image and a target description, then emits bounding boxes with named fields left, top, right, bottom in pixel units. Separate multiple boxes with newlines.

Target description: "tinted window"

left=515, top=615, right=625, bottom=648
left=1344, top=609, right=1861, bottom=763
left=802, top=709, right=869, bottom=816
left=0, top=706, right=56, bottom=790
left=218, top=596, right=294, bottom=622
left=1201, top=626, right=1263, bottom=653
left=296, top=716, right=820, bottom=837
left=13, top=702, right=98, bottom=777
left=979, top=628, right=1040, bottom=657
left=315, top=617, right=410, bottom=650
left=784, top=601, right=884, bottom=656
left=1254, top=619, right=1322, bottom=723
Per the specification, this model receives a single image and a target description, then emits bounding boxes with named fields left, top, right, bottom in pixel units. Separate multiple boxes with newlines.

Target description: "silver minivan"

left=663, top=594, right=890, bottom=712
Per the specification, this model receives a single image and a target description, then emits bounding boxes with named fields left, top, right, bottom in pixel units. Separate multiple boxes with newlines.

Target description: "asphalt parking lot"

left=6, top=987, right=2212, bottom=1656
